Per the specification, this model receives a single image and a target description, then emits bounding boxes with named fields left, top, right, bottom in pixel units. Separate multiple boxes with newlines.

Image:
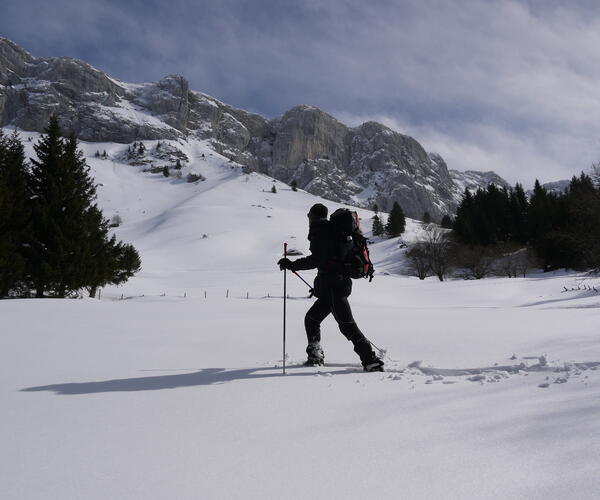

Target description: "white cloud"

left=3, top=0, right=600, bottom=185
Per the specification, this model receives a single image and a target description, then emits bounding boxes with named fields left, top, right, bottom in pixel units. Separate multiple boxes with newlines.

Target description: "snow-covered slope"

left=2, top=130, right=600, bottom=499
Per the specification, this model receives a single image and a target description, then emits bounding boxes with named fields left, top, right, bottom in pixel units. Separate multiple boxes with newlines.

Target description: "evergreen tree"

left=372, top=213, right=385, bottom=237
left=422, top=211, right=432, bottom=224
left=453, top=189, right=476, bottom=244
left=509, top=183, right=529, bottom=244
left=174, top=159, right=182, bottom=170
left=291, top=179, right=298, bottom=191
left=441, top=215, right=453, bottom=229
left=162, top=166, right=170, bottom=177
left=0, top=131, right=31, bottom=297
left=385, top=202, right=406, bottom=237
left=28, top=117, right=141, bottom=297
left=271, top=185, right=277, bottom=194
left=84, top=217, right=141, bottom=298
left=372, top=203, right=379, bottom=214
left=28, top=116, right=69, bottom=296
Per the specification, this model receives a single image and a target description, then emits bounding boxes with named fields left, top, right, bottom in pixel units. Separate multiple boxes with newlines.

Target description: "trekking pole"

left=291, top=270, right=312, bottom=290
left=282, top=242, right=287, bottom=375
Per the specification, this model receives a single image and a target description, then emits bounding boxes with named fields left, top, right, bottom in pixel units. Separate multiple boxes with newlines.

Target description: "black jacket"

left=291, top=219, right=336, bottom=274
left=291, top=218, right=351, bottom=297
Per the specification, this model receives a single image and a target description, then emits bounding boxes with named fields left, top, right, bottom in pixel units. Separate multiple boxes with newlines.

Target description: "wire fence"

left=97, top=289, right=312, bottom=301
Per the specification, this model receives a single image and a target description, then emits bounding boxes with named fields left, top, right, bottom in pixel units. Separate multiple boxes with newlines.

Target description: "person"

left=278, top=203, right=384, bottom=372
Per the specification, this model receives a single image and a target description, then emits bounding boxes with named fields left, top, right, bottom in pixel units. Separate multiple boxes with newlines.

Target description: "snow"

left=2, top=130, right=600, bottom=499
left=95, top=100, right=178, bottom=131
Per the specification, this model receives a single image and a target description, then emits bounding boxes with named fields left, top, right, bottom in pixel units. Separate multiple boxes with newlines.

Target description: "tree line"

left=403, top=174, right=600, bottom=281
left=0, top=116, right=141, bottom=298
left=452, top=175, right=600, bottom=271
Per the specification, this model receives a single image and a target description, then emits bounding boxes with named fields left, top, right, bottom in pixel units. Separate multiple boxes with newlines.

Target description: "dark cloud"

left=2, top=0, right=600, bottom=184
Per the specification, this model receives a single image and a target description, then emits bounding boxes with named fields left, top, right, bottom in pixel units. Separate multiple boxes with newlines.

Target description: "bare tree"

left=406, top=243, right=431, bottom=280
left=492, top=244, right=538, bottom=278
left=494, top=243, right=521, bottom=278
left=423, top=226, right=452, bottom=281
left=454, top=244, right=496, bottom=279
left=590, top=160, right=600, bottom=187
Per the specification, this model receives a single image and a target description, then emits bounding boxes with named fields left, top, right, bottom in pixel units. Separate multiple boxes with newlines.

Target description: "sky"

left=3, top=0, right=600, bottom=185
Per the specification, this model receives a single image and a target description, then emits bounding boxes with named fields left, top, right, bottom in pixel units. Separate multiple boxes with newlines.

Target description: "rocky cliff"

left=0, top=38, right=508, bottom=219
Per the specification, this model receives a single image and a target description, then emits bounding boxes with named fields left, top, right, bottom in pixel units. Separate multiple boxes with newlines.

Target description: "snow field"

left=2, top=131, right=600, bottom=499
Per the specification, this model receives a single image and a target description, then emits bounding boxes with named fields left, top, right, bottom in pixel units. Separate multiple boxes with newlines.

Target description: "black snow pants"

left=304, top=275, right=375, bottom=363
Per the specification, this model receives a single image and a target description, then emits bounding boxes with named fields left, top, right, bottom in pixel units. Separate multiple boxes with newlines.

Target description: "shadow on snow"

left=20, top=364, right=361, bottom=395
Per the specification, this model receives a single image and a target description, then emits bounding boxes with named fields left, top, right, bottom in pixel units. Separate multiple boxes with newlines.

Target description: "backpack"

left=329, top=208, right=375, bottom=281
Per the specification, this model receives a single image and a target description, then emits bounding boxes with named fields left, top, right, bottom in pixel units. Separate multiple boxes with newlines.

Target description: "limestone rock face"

left=0, top=38, right=509, bottom=219
left=131, top=75, right=189, bottom=130
left=271, top=105, right=350, bottom=171
left=0, top=38, right=35, bottom=82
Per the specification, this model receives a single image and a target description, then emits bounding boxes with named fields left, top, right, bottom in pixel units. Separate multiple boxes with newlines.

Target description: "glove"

left=278, top=258, right=294, bottom=271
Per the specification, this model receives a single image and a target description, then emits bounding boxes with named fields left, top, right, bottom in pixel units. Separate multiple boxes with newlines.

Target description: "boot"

left=363, top=356, right=385, bottom=372
left=305, top=341, right=325, bottom=366
left=353, top=339, right=384, bottom=372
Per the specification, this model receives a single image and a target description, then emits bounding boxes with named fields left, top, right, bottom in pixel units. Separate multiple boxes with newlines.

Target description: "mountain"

left=0, top=37, right=508, bottom=219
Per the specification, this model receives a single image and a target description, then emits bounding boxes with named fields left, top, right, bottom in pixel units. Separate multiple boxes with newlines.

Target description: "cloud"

left=2, top=0, right=600, bottom=185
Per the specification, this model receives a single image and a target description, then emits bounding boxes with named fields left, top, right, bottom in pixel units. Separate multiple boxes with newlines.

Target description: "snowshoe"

left=353, top=338, right=384, bottom=371
left=305, top=342, right=325, bottom=366
left=304, top=358, right=325, bottom=367
left=363, top=357, right=384, bottom=372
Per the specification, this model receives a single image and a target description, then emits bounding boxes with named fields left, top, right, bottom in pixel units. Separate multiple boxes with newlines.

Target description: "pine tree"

left=509, top=183, right=528, bottom=244
left=441, top=215, right=453, bottom=229
left=271, top=184, right=277, bottom=194
left=385, top=202, right=406, bottom=237
left=175, top=159, right=182, bottom=170
left=28, top=117, right=141, bottom=297
left=291, top=179, right=298, bottom=192
left=0, top=131, right=31, bottom=297
left=372, top=213, right=385, bottom=237
left=422, top=211, right=432, bottom=224
left=453, top=188, right=476, bottom=244
left=28, top=116, right=69, bottom=296
left=162, top=166, right=170, bottom=177
left=372, top=203, right=379, bottom=213
left=84, top=216, right=141, bottom=298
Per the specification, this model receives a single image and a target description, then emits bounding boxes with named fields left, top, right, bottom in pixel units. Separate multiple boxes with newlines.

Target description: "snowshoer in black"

left=278, top=203, right=384, bottom=372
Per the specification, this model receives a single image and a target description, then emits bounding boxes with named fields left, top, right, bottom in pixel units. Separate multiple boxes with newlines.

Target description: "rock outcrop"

left=0, top=37, right=509, bottom=219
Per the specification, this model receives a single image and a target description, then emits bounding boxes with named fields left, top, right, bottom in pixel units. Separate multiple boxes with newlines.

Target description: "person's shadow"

left=20, top=364, right=361, bottom=395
